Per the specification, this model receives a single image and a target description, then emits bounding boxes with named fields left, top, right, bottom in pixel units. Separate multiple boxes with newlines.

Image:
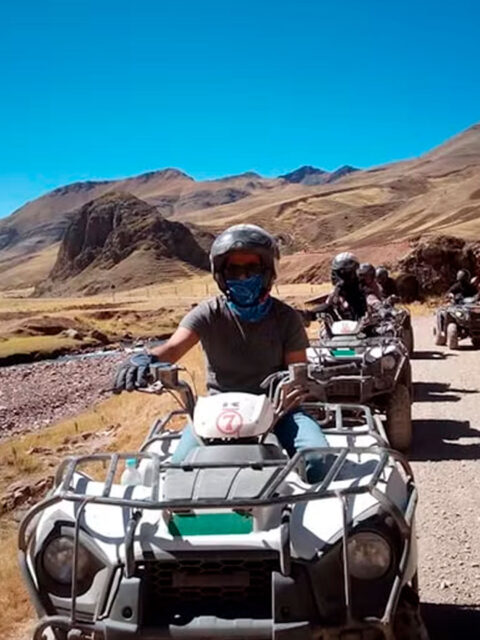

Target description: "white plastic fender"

left=193, top=392, right=275, bottom=439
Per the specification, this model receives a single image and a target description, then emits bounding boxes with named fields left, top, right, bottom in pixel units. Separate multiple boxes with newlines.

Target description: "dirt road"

left=411, top=316, right=480, bottom=637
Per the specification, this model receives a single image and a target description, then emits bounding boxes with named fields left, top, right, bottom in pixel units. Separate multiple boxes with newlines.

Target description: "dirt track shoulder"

left=410, top=316, right=480, bottom=637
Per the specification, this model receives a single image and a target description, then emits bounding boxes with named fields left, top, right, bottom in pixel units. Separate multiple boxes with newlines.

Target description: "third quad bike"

left=434, top=295, right=480, bottom=349
left=308, top=316, right=412, bottom=452
left=19, top=362, right=428, bottom=640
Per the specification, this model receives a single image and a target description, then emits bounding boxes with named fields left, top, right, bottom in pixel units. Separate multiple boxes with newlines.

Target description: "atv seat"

left=163, top=444, right=288, bottom=502
left=183, top=443, right=287, bottom=465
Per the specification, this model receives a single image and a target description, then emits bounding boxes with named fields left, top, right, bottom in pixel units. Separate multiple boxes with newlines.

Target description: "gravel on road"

left=0, top=352, right=124, bottom=440
left=411, top=316, right=480, bottom=638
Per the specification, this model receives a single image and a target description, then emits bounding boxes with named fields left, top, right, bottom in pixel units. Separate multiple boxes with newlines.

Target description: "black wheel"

left=385, top=383, right=412, bottom=451
left=446, top=322, right=458, bottom=349
left=471, top=337, right=480, bottom=349
left=399, top=361, right=413, bottom=396
left=402, top=325, right=414, bottom=355
left=393, top=586, right=430, bottom=640
left=433, top=325, right=446, bottom=346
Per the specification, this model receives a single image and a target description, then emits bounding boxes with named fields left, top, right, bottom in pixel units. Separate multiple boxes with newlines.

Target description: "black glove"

left=113, top=352, right=158, bottom=393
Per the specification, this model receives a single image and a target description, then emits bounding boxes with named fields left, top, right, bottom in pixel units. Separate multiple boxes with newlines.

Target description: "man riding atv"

left=308, top=252, right=368, bottom=322
left=114, top=224, right=328, bottom=482
left=376, top=266, right=398, bottom=299
left=357, top=262, right=383, bottom=312
left=434, top=269, right=480, bottom=349
left=447, top=268, right=478, bottom=300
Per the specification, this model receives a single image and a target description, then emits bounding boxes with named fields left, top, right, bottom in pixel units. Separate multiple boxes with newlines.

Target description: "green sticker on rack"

left=168, top=512, right=253, bottom=536
left=331, top=348, right=356, bottom=357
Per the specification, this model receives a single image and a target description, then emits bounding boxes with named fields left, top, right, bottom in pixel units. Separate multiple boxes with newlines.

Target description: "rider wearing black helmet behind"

left=357, top=263, right=382, bottom=312
left=113, top=223, right=328, bottom=483
left=376, top=266, right=398, bottom=299
left=324, top=252, right=367, bottom=320
left=447, top=269, right=478, bottom=300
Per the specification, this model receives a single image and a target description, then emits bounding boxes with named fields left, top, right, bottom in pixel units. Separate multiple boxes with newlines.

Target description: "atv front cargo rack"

left=19, top=402, right=417, bottom=640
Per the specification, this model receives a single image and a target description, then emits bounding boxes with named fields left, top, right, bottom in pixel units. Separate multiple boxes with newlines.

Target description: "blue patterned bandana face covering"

left=226, top=275, right=273, bottom=322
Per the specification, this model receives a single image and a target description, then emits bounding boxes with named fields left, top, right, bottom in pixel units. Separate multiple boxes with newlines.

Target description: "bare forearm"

left=147, top=327, right=199, bottom=363
left=148, top=342, right=183, bottom=363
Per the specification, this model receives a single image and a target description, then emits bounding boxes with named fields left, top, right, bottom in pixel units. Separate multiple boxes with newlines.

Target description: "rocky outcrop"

left=397, top=236, right=480, bottom=295
left=38, top=192, right=212, bottom=293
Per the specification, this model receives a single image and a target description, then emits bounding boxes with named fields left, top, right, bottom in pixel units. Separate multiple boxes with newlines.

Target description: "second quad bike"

left=434, top=295, right=480, bottom=349
left=19, top=362, right=428, bottom=640
left=378, top=298, right=414, bottom=357
left=307, top=317, right=412, bottom=451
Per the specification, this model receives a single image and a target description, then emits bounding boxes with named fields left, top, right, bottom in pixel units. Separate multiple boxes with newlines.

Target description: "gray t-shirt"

left=180, top=296, right=308, bottom=394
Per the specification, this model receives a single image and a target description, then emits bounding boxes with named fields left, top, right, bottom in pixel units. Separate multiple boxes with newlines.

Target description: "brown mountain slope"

left=36, top=192, right=212, bottom=296
left=0, top=169, right=314, bottom=288
left=2, top=123, right=480, bottom=291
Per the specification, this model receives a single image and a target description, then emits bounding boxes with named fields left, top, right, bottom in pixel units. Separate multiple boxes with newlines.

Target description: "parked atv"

left=19, top=363, right=428, bottom=640
left=434, top=295, right=480, bottom=349
left=308, top=316, right=412, bottom=451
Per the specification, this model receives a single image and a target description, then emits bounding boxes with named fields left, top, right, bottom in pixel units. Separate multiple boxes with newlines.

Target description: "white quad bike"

left=307, top=318, right=412, bottom=452
left=19, top=363, right=428, bottom=640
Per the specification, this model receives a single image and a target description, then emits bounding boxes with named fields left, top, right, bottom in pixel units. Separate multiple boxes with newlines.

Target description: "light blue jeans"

left=170, top=410, right=329, bottom=483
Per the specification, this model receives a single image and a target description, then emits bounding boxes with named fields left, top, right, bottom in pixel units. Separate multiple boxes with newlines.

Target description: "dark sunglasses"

left=224, top=262, right=265, bottom=279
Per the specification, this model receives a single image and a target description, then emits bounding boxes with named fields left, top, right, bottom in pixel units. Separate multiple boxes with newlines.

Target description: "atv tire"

left=385, top=383, right=412, bottom=451
left=433, top=325, right=446, bottom=346
left=446, top=322, right=458, bottom=350
left=471, top=337, right=480, bottom=349
left=399, top=361, right=413, bottom=396
left=393, top=586, right=430, bottom=640
left=402, top=325, right=415, bottom=355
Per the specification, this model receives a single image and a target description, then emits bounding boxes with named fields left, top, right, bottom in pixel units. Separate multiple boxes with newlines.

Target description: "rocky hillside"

left=36, top=192, right=213, bottom=295
left=0, top=164, right=361, bottom=289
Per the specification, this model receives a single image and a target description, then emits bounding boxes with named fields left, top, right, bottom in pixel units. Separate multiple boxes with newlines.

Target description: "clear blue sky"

left=1, top=0, right=479, bottom=218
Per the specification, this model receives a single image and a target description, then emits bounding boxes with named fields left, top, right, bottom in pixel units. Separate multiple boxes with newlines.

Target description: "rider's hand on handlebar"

left=113, top=352, right=165, bottom=393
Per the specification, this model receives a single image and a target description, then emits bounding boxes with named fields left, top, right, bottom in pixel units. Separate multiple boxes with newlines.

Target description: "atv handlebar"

left=141, top=362, right=340, bottom=420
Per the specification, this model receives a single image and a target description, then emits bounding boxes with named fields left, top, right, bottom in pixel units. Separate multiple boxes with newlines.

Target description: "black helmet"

left=210, top=224, right=279, bottom=294
left=457, top=269, right=471, bottom=282
left=331, top=252, right=359, bottom=285
left=376, top=266, right=389, bottom=282
left=357, top=262, right=376, bottom=284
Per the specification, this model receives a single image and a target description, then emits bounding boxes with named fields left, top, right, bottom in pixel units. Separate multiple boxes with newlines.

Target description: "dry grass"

left=0, top=335, right=85, bottom=359
left=0, top=517, right=32, bottom=634
left=0, top=346, right=205, bottom=639
left=0, top=280, right=328, bottom=360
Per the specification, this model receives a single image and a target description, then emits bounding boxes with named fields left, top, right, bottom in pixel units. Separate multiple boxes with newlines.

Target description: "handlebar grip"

left=148, top=363, right=179, bottom=387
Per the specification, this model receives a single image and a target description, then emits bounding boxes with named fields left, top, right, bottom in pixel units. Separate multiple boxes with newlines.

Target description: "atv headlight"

left=381, top=355, right=396, bottom=371
left=365, top=346, right=382, bottom=363
left=455, top=311, right=464, bottom=318
left=42, top=536, right=92, bottom=585
left=347, top=532, right=391, bottom=580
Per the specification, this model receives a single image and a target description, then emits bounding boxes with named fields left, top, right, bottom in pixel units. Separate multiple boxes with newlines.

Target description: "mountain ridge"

left=2, top=122, right=480, bottom=291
